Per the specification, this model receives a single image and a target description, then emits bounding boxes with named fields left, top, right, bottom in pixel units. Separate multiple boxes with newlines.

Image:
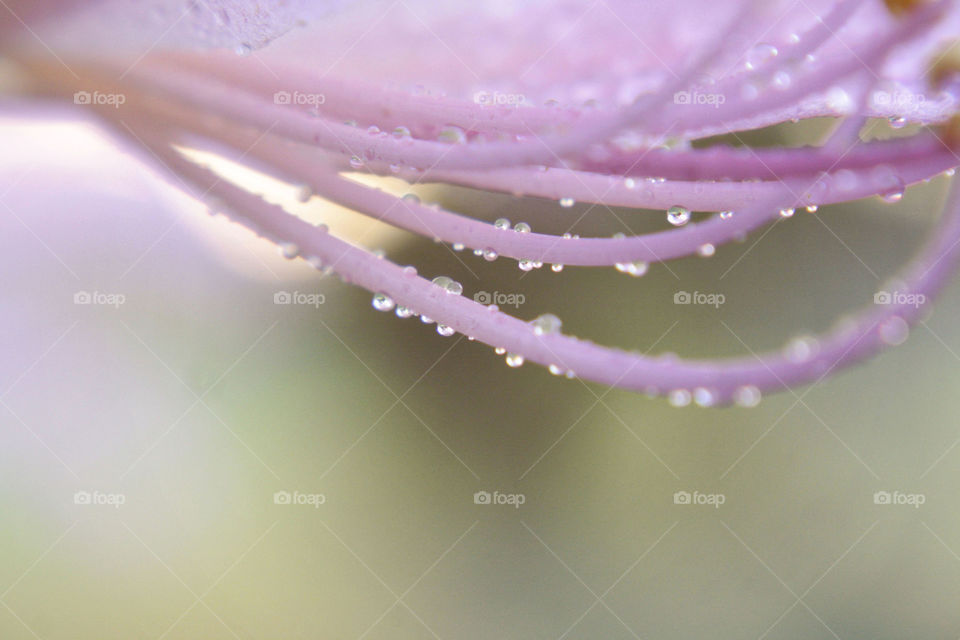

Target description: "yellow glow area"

left=170, top=147, right=419, bottom=281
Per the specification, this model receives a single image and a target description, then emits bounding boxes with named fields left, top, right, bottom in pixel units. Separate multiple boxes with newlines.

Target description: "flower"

left=3, top=0, right=959, bottom=406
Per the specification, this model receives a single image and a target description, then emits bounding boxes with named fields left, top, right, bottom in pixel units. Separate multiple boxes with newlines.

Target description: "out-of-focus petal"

left=7, top=0, right=346, bottom=54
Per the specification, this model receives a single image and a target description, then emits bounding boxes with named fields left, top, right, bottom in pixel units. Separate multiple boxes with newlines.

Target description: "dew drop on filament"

left=372, top=293, right=395, bottom=312
left=437, top=324, right=455, bottom=337
left=279, top=242, right=299, bottom=260
left=667, top=205, right=691, bottom=226
left=733, top=385, right=761, bottom=408
left=505, top=353, right=525, bottom=367
left=531, top=313, right=562, bottom=335
left=668, top=389, right=692, bottom=407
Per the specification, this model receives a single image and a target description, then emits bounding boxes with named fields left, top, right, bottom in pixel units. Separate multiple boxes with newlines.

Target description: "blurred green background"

left=1, top=114, right=959, bottom=640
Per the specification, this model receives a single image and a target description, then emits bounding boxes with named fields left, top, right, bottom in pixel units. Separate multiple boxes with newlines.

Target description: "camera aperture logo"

left=473, top=291, right=525, bottom=308
left=673, top=90, right=725, bottom=108
left=274, top=290, right=325, bottom=308
left=273, top=490, right=326, bottom=508
left=874, top=290, right=926, bottom=309
left=673, top=490, right=725, bottom=508
left=74, top=490, right=126, bottom=508
left=74, top=290, right=126, bottom=308
left=873, top=490, right=925, bottom=508
left=674, top=291, right=725, bottom=308
left=273, top=90, right=326, bottom=106
left=473, top=490, right=526, bottom=509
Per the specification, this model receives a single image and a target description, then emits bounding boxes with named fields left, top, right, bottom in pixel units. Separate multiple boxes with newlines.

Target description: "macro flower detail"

left=3, top=0, right=960, bottom=406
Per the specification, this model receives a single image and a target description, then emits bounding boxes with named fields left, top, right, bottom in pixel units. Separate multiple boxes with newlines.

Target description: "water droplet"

left=349, top=155, right=364, bottom=169
left=771, top=70, right=792, bottom=90
left=888, top=116, right=907, bottom=129
left=395, top=305, right=414, bottom=318
left=615, top=261, right=648, bottom=277
left=438, top=126, right=467, bottom=144
left=719, top=210, right=734, bottom=220
left=372, top=293, right=395, bottom=312
left=624, top=178, right=637, bottom=190
left=744, top=43, right=778, bottom=71
left=514, top=222, right=531, bottom=233
left=505, top=353, right=524, bottom=367
left=551, top=263, right=564, bottom=272
left=234, top=43, right=252, bottom=56
left=392, top=126, right=412, bottom=139
left=559, top=197, right=575, bottom=208
left=495, top=346, right=506, bottom=355
left=881, top=187, right=904, bottom=203
left=697, top=244, right=715, bottom=258
left=667, top=205, right=691, bottom=226
left=947, top=169, right=956, bottom=177
left=518, top=260, right=535, bottom=271
left=734, top=385, right=761, bottom=407
left=279, top=242, right=299, bottom=259
left=668, top=389, right=692, bottom=407
left=693, top=388, right=716, bottom=407
left=531, top=313, right=562, bottom=335
left=826, top=87, right=853, bottom=113
left=482, top=248, right=498, bottom=261
left=494, top=218, right=511, bottom=230
left=366, top=125, right=381, bottom=136
left=784, top=335, right=819, bottom=363
left=878, top=316, right=909, bottom=345
left=437, top=324, right=455, bottom=336
left=562, top=233, right=573, bottom=239
left=431, top=275, right=463, bottom=295
left=548, top=364, right=564, bottom=376
left=402, top=265, right=417, bottom=277
left=294, top=184, right=313, bottom=203
left=452, top=243, right=464, bottom=252
left=806, top=204, right=818, bottom=213
left=401, top=193, right=421, bottom=205
left=420, top=315, right=434, bottom=324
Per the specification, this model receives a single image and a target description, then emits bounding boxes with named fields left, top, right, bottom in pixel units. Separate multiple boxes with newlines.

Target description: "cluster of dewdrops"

left=349, top=155, right=937, bottom=406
